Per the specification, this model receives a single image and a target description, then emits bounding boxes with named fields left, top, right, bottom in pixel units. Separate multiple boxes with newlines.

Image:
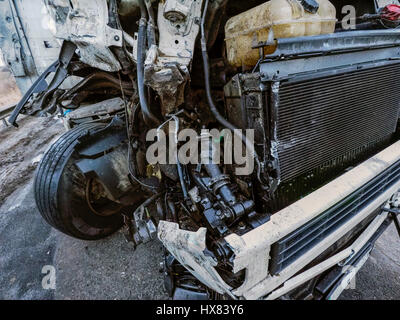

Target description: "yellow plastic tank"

left=225, top=0, right=337, bottom=68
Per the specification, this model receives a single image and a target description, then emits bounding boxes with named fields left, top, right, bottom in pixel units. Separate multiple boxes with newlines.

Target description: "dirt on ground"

left=0, top=116, right=61, bottom=204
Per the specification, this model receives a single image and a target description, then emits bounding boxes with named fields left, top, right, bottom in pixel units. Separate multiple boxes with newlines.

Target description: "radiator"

left=269, top=157, right=400, bottom=275
left=272, top=63, right=400, bottom=183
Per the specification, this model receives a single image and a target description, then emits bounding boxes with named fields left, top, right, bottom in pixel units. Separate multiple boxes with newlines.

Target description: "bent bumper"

left=159, top=140, right=400, bottom=300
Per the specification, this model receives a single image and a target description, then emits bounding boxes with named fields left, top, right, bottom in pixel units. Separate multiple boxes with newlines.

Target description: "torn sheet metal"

left=158, top=221, right=235, bottom=298
left=44, top=0, right=123, bottom=72
left=144, top=0, right=204, bottom=115
left=144, top=46, right=189, bottom=115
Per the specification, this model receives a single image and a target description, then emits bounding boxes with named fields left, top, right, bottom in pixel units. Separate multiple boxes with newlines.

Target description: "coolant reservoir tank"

left=225, top=0, right=337, bottom=68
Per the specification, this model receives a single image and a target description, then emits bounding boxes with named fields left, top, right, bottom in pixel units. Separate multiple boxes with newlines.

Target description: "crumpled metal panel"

left=44, top=0, right=123, bottom=72
left=158, top=221, right=235, bottom=298
left=0, top=0, right=40, bottom=92
left=143, top=0, right=204, bottom=115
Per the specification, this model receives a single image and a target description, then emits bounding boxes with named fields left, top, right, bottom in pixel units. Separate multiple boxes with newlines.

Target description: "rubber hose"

left=137, top=0, right=160, bottom=127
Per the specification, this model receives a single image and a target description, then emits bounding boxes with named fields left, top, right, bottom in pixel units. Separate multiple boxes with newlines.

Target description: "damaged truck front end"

left=2, top=0, right=400, bottom=300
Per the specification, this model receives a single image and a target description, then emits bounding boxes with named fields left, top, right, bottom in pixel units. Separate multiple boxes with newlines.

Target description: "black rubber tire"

left=34, top=122, right=124, bottom=240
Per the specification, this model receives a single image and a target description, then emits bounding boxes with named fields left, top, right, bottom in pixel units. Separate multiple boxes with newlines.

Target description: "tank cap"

left=301, top=0, right=320, bottom=14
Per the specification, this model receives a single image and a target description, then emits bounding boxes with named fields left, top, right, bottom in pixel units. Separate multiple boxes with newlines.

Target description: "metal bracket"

left=8, top=41, right=77, bottom=127
left=261, top=29, right=400, bottom=60
left=123, top=194, right=161, bottom=249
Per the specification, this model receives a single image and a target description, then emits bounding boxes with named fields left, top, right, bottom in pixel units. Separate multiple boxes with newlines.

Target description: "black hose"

left=200, top=0, right=262, bottom=172
left=201, top=49, right=238, bottom=132
left=137, top=0, right=160, bottom=127
left=167, top=199, right=178, bottom=223
left=177, top=158, right=189, bottom=199
left=192, top=171, right=209, bottom=193
left=170, top=115, right=189, bottom=199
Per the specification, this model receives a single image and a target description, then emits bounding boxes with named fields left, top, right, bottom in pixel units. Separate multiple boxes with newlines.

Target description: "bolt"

left=114, top=35, right=120, bottom=42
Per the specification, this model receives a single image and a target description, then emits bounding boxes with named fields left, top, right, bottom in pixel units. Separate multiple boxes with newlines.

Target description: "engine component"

left=124, top=193, right=160, bottom=247
left=225, top=36, right=400, bottom=208
left=63, top=97, right=126, bottom=129
left=224, top=0, right=336, bottom=67
left=358, top=3, right=400, bottom=28
left=197, top=131, right=256, bottom=234
left=137, top=0, right=161, bottom=126
left=268, top=63, right=400, bottom=184
left=143, top=0, right=204, bottom=115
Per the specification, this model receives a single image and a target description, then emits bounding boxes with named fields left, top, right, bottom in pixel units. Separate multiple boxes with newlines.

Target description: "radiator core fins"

left=275, top=64, right=400, bottom=183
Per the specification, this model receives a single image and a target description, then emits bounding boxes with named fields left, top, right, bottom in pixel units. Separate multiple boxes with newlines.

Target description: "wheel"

left=34, top=122, right=125, bottom=240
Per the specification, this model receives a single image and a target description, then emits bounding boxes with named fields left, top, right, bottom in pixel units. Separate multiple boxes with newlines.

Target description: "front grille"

left=269, top=159, right=400, bottom=275
left=274, top=63, right=400, bottom=183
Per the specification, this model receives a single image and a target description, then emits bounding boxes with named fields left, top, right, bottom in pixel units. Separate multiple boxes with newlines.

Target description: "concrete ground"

left=340, top=223, right=400, bottom=300
left=0, top=181, right=168, bottom=300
